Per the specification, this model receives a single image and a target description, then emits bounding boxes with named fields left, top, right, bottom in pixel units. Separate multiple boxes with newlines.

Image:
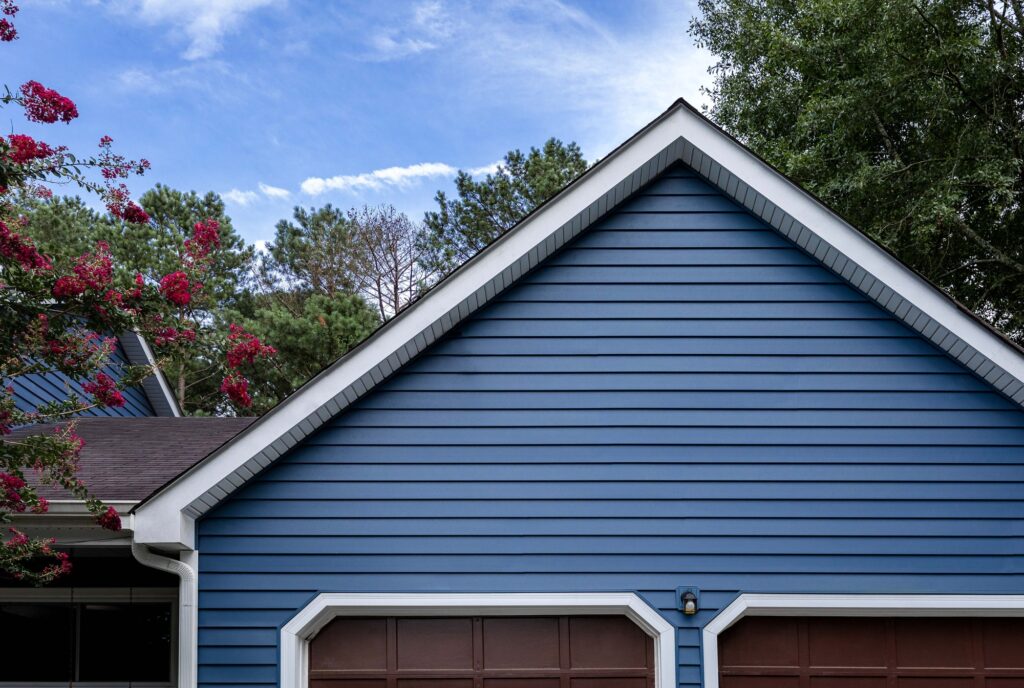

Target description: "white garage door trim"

left=702, top=593, right=1024, bottom=688
left=280, top=592, right=676, bottom=688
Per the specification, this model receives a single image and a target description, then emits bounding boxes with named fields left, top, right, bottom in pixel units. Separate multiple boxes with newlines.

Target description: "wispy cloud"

left=258, top=182, right=290, bottom=199
left=366, top=0, right=456, bottom=61
left=222, top=188, right=259, bottom=206
left=302, top=161, right=484, bottom=196
left=223, top=181, right=293, bottom=205
left=110, top=0, right=280, bottom=60
left=381, top=0, right=713, bottom=154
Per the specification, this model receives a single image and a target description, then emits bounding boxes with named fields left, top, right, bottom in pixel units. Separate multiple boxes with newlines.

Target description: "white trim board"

left=133, top=99, right=1024, bottom=549
left=279, top=592, right=676, bottom=688
left=702, top=593, right=1024, bottom=688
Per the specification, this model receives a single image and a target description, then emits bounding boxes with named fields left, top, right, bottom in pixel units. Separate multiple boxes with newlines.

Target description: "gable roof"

left=132, top=99, right=1024, bottom=548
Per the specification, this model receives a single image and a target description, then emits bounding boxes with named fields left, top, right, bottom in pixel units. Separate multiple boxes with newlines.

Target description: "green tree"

left=691, top=0, right=1024, bottom=339
left=242, top=204, right=380, bottom=411
left=419, top=138, right=589, bottom=276
left=11, top=196, right=101, bottom=265
left=241, top=292, right=378, bottom=411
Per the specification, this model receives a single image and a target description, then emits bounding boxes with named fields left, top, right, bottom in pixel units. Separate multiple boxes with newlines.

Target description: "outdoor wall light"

left=681, top=590, right=698, bottom=615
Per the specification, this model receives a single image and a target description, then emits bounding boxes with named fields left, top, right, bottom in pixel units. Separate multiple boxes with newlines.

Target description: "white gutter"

left=131, top=542, right=197, bottom=688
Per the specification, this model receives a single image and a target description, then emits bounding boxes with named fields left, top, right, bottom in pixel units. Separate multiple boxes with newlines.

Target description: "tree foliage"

left=419, top=138, right=589, bottom=275
left=691, top=0, right=1024, bottom=338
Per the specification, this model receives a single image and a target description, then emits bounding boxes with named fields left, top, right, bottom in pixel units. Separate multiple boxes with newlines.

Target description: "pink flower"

left=185, top=218, right=221, bottom=263
left=220, top=373, right=252, bottom=407
left=0, top=1, right=17, bottom=42
left=226, top=323, right=276, bottom=368
left=96, top=506, right=121, bottom=531
left=6, top=134, right=54, bottom=164
left=52, top=275, right=86, bottom=298
left=72, top=242, right=113, bottom=289
left=83, top=372, right=125, bottom=408
left=0, top=473, right=26, bottom=512
left=0, top=219, right=52, bottom=272
left=121, top=201, right=149, bottom=224
left=4, top=529, right=29, bottom=548
left=159, top=271, right=192, bottom=306
left=19, top=80, right=78, bottom=124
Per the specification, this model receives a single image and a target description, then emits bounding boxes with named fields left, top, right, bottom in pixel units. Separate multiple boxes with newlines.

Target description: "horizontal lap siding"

left=196, top=167, right=1024, bottom=688
left=11, top=337, right=154, bottom=417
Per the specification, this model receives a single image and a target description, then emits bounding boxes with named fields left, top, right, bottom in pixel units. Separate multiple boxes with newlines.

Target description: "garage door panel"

left=396, top=618, right=474, bottom=670
left=722, top=616, right=1024, bottom=686
left=483, top=678, right=561, bottom=688
left=396, top=679, right=474, bottom=688
left=984, top=619, right=1024, bottom=668
left=569, top=677, right=648, bottom=688
left=718, top=616, right=799, bottom=667
left=809, top=677, right=887, bottom=688
left=895, top=619, right=974, bottom=668
left=310, top=618, right=387, bottom=671
left=568, top=615, right=650, bottom=670
left=720, top=675, right=801, bottom=688
left=310, top=680, right=386, bottom=688
left=483, top=617, right=560, bottom=669
left=807, top=618, right=886, bottom=668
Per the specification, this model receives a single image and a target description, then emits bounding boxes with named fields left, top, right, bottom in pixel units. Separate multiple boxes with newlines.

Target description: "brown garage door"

left=720, top=616, right=1024, bottom=687
left=309, top=615, right=655, bottom=688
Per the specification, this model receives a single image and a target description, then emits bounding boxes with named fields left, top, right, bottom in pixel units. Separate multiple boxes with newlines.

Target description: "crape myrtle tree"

left=18, top=188, right=262, bottom=413
left=0, top=2, right=274, bottom=583
left=691, top=0, right=1024, bottom=340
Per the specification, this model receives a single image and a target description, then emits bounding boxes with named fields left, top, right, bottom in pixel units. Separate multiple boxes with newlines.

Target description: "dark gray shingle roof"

left=7, top=417, right=256, bottom=501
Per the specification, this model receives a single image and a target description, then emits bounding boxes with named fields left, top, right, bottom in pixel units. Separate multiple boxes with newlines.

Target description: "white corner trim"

left=280, top=592, right=677, bottom=688
left=702, top=593, right=1024, bottom=688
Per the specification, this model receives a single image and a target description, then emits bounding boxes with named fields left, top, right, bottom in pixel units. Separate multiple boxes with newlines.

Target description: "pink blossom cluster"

left=6, top=133, right=56, bottom=165
left=96, top=505, right=121, bottom=531
left=225, top=323, right=277, bottom=368
left=0, top=219, right=51, bottom=272
left=159, top=270, right=195, bottom=306
left=51, top=242, right=114, bottom=298
left=0, top=1, right=17, bottom=42
left=45, top=330, right=115, bottom=370
left=152, top=326, right=197, bottom=347
left=0, top=473, right=25, bottom=513
left=220, top=373, right=251, bottom=408
left=19, top=80, right=78, bottom=124
left=82, top=372, right=125, bottom=408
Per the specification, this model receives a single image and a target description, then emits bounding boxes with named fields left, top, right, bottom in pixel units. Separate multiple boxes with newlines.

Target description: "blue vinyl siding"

left=195, top=165, right=1024, bottom=688
left=11, top=336, right=154, bottom=417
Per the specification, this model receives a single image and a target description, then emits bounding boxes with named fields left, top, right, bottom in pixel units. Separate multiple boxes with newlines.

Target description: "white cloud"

left=467, top=161, right=502, bottom=177
left=391, top=0, right=714, bottom=156
left=300, top=160, right=500, bottom=196
left=366, top=0, right=456, bottom=60
left=302, top=162, right=455, bottom=196
left=222, top=188, right=259, bottom=206
left=258, top=182, right=291, bottom=199
left=112, top=0, right=280, bottom=59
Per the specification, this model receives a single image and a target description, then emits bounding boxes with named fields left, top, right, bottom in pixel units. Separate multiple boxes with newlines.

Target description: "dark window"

left=0, top=599, right=173, bottom=684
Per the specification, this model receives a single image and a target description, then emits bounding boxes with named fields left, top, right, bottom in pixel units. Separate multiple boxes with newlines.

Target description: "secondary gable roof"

left=132, top=99, right=1024, bottom=548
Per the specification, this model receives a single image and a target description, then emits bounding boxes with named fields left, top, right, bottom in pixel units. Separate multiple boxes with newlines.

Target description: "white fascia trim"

left=673, top=106, right=1024, bottom=385
left=280, top=592, right=676, bottom=688
left=131, top=106, right=690, bottom=548
left=702, top=593, right=1024, bottom=688
left=136, top=332, right=181, bottom=417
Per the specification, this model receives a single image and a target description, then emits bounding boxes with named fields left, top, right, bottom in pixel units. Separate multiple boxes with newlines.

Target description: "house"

left=6, top=99, right=1024, bottom=687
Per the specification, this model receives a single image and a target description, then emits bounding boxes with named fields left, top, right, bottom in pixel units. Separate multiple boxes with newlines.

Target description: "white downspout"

left=131, top=542, right=197, bottom=688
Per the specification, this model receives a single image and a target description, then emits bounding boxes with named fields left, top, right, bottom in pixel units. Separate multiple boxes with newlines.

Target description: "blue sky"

left=7, top=0, right=713, bottom=246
